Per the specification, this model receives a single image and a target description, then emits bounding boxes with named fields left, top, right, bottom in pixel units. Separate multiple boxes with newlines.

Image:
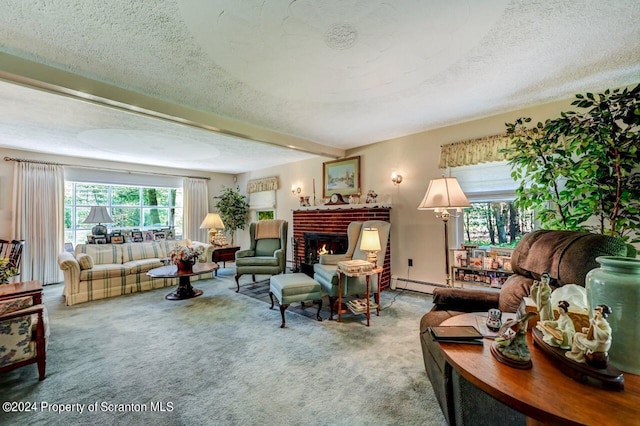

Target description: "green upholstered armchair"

left=313, top=220, right=390, bottom=320
left=234, top=220, right=288, bottom=292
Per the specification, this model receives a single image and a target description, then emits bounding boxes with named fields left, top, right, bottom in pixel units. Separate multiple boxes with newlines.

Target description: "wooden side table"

left=336, top=265, right=383, bottom=326
left=211, top=245, right=240, bottom=275
left=0, top=280, right=43, bottom=304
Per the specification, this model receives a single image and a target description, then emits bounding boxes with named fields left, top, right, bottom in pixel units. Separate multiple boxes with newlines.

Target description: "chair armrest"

left=58, top=251, right=79, bottom=271
left=191, top=241, right=214, bottom=263
left=235, top=249, right=255, bottom=259
left=319, top=254, right=350, bottom=265
left=432, top=287, right=499, bottom=313
left=0, top=304, right=44, bottom=321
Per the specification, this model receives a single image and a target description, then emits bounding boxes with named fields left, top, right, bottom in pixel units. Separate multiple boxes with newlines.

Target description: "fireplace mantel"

left=293, top=203, right=392, bottom=212
left=292, top=206, right=391, bottom=290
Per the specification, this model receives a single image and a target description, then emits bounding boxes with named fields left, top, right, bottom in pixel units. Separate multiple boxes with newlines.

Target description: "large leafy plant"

left=214, top=186, right=250, bottom=244
left=502, top=84, right=640, bottom=243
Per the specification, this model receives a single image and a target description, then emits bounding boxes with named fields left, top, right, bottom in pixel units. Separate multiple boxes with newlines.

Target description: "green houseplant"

left=502, top=84, right=640, bottom=245
left=214, top=186, right=250, bottom=245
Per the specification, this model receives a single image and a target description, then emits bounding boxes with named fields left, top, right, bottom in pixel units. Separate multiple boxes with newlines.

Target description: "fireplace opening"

left=301, top=232, right=348, bottom=277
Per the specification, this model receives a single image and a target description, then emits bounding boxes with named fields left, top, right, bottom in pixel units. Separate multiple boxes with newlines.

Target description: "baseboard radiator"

left=390, top=276, right=446, bottom=295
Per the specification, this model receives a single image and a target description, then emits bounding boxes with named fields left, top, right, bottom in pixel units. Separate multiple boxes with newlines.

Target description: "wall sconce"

left=391, top=172, right=403, bottom=186
left=291, top=185, right=301, bottom=195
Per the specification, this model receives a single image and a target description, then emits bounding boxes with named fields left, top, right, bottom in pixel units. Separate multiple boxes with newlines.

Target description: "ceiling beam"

left=0, top=52, right=344, bottom=159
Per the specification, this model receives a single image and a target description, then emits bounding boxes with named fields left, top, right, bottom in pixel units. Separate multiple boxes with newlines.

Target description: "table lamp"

left=417, top=176, right=470, bottom=287
left=360, top=227, right=381, bottom=264
left=200, top=213, right=227, bottom=246
left=83, top=206, right=113, bottom=236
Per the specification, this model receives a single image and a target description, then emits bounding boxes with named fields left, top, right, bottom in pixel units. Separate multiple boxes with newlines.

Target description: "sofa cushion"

left=77, top=253, right=94, bottom=270
left=255, top=239, right=280, bottom=257
left=313, top=263, right=338, bottom=285
left=79, top=264, right=127, bottom=281
left=76, top=244, right=122, bottom=265
left=235, top=256, right=280, bottom=267
left=0, top=314, right=33, bottom=364
left=510, top=230, right=629, bottom=286
left=124, top=259, right=165, bottom=274
left=122, top=242, right=165, bottom=262
left=156, top=239, right=190, bottom=259
left=498, top=275, right=535, bottom=313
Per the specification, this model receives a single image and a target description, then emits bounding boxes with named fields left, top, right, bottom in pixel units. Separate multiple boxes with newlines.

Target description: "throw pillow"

left=77, top=253, right=94, bottom=270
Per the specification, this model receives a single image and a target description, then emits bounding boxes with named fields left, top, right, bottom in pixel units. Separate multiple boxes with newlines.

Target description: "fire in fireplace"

left=301, top=232, right=348, bottom=276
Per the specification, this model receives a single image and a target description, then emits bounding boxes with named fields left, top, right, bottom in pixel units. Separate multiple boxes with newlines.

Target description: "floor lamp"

left=417, top=177, right=470, bottom=287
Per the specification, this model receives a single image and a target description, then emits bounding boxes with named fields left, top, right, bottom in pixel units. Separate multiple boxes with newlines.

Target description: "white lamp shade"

left=83, top=206, right=113, bottom=224
left=417, top=177, right=470, bottom=210
left=360, top=227, right=381, bottom=252
left=200, top=213, right=225, bottom=230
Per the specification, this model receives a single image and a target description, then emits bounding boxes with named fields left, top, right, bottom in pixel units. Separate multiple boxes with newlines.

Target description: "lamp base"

left=91, top=224, right=107, bottom=236
left=365, top=252, right=378, bottom=265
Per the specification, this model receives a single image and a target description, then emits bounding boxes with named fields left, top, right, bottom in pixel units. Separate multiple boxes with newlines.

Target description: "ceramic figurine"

left=530, top=272, right=553, bottom=322
left=486, top=308, right=502, bottom=332
left=566, top=304, right=612, bottom=368
left=491, top=312, right=536, bottom=369
left=365, top=190, right=378, bottom=204
left=536, top=300, right=575, bottom=349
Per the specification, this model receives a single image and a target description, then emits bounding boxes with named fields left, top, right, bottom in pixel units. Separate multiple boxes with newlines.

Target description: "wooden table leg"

left=375, top=271, right=381, bottom=316
left=365, top=274, right=370, bottom=326
left=337, top=272, right=343, bottom=323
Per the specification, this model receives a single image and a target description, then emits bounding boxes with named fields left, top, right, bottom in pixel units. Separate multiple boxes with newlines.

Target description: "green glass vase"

left=586, top=256, right=640, bottom=374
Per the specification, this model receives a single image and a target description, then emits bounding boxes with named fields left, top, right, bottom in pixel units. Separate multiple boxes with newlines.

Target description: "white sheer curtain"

left=183, top=178, right=209, bottom=242
left=13, top=162, right=65, bottom=285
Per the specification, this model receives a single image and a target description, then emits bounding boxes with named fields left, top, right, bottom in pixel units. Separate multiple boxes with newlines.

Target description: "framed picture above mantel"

left=323, top=156, right=361, bottom=198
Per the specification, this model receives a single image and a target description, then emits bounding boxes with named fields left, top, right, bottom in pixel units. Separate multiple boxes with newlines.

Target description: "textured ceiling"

left=0, top=0, right=639, bottom=173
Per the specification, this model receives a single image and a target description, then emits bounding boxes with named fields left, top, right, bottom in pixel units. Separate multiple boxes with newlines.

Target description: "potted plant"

left=214, top=186, right=250, bottom=245
left=502, top=84, right=640, bottom=247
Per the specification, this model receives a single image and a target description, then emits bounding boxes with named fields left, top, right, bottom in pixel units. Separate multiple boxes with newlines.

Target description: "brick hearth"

left=292, top=206, right=391, bottom=290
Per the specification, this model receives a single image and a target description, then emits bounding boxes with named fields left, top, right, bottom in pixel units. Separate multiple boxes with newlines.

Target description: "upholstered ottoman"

left=269, top=273, right=323, bottom=328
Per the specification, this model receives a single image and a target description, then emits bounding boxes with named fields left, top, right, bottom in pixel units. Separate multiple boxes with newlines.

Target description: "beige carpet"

left=0, top=269, right=445, bottom=425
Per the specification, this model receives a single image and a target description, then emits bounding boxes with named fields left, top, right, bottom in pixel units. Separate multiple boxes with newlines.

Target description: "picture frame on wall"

left=323, top=156, right=361, bottom=198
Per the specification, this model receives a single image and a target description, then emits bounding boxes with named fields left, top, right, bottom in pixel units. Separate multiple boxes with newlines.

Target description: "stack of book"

left=346, top=298, right=378, bottom=314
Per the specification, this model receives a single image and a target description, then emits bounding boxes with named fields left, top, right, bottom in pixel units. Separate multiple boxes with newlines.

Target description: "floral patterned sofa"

left=58, top=240, right=214, bottom=305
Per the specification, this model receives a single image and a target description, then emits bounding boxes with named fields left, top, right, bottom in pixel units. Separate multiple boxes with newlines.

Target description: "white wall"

left=238, top=98, right=577, bottom=287
left=0, top=147, right=235, bottom=241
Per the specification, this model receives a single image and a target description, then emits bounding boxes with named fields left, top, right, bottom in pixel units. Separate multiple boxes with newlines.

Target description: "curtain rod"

left=3, top=156, right=211, bottom=180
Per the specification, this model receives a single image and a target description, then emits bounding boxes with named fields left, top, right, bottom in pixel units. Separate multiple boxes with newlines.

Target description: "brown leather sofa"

left=419, top=230, right=632, bottom=425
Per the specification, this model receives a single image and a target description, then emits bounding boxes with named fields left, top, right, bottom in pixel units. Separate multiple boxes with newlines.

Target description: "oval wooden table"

left=439, top=313, right=640, bottom=425
left=147, top=262, right=219, bottom=300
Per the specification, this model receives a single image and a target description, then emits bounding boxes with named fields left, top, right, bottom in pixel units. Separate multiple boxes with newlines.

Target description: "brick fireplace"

left=292, top=206, right=391, bottom=289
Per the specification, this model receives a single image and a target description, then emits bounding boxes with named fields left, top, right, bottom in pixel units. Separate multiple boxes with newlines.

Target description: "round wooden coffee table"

left=438, top=312, right=640, bottom=425
left=147, top=262, right=219, bottom=300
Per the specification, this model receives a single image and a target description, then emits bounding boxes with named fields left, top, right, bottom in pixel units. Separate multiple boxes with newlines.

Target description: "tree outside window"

left=463, top=201, right=534, bottom=247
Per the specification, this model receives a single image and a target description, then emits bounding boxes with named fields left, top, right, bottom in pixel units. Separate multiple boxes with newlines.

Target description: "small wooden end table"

left=0, top=280, right=43, bottom=304
left=147, top=262, right=218, bottom=300
left=211, top=245, right=240, bottom=275
left=336, top=265, right=383, bottom=326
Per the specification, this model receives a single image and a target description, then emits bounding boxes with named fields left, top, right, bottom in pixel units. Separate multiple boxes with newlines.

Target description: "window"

left=65, top=182, right=183, bottom=245
left=448, top=161, right=533, bottom=248
left=255, top=210, right=275, bottom=221
left=463, top=200, right=534, bottom=248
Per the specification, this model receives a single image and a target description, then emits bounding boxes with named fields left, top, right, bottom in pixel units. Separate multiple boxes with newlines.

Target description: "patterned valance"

left=439, top=134, right=511, bottom=168
left=246, top=176, right=279, bottom=193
